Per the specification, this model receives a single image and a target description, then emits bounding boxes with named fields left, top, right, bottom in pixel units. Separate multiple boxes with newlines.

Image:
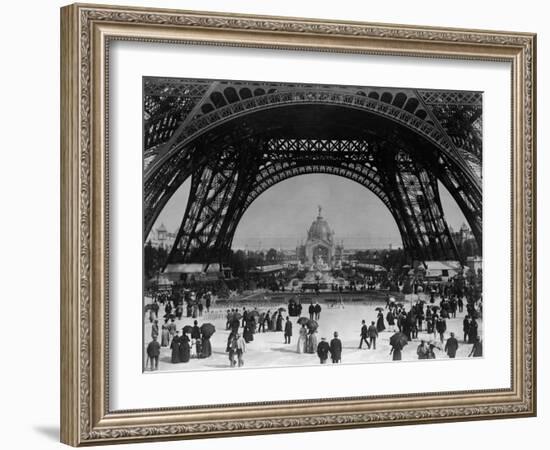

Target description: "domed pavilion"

left=296, top=206, right=343, bottom=266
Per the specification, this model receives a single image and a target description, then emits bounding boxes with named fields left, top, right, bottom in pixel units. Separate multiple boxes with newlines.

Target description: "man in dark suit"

left=314, top=302, right=322, bottom=320
left=284, top=316, right=293, bottom=344
left=317, top=337, right=330, bottom=364
left=463, top=315, right=471, bottom=343
left=329, top=331, right=342, bottom=363
left=468, top=336, right=483, bottom=357
left=146, top=336, right=160, bottom=371
left=445, top=332, right=459, bottom=358
left=358, top=319, right=370, bottom=349
left=191, top=320, right=201, bottom=340
left=367, top=321, right=378, bottom=349
left=308, top=302, right=315, bottom=320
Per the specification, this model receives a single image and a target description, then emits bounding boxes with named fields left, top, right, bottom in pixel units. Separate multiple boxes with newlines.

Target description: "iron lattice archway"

left=143, top=78, right=483, bottom=265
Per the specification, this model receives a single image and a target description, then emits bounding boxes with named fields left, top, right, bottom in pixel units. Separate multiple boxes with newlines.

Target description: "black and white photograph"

left=142, top=77, right=484, bottom=372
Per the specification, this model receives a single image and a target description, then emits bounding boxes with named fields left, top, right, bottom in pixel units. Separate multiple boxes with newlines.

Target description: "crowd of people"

left=381, top=292, right=483, bottom=361
left=225, top=307, right=287, bottom=341
left=145, top=279, right=483, bottom=370
left=146, top=317, right=215, bottom=370
left=381, top=293, right=482, bottom=344
left=145, top=291, right=216, bottom=371
left=223, top=302, right=326, bottom=367
left=146, top=289, right=213, bottom=321
left=312, top=290, right=484, bottom=364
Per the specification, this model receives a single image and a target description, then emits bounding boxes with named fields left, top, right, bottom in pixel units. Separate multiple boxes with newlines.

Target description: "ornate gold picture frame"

left=60, top=3, right=536, bottom=446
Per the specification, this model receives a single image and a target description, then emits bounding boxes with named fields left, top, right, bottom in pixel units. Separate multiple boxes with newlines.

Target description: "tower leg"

left=383, top=151, right=461, bottom=262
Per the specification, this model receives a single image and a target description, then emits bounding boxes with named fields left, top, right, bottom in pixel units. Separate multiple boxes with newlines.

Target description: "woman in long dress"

left=390, top=342, right=402, bottom=360
left=179, top=333, right=191, bottom=363
left=376, top=311, right=386, bottom=332
left=161, top=320, right=170, bottom=347
left=306, top=330, right=318, bottom=353
left=243, top=323, right=254, bottom=343
left=276, top=312, right=283, bottom=332
left=270, top=313, right=278, bottom=331
left=297, top=324, right=308, bottom=353
left=170, top=333, right=181, bottom=363
left=201, top=336, right=212, bottom=358
left=151, top=319, right=159, bottom=339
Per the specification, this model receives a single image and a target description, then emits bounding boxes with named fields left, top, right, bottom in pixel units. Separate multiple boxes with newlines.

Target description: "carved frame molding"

left=60, top=3, right=536, bottom=446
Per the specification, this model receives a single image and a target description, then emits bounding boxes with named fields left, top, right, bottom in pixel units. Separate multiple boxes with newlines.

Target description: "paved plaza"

left=144, top=294, right=483, bottom=373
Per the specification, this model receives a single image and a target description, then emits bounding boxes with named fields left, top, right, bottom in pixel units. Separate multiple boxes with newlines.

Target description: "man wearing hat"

left=317, top=337, right=330, bottom=364
left=146, top=336, right=160, bottom=371
left=445, top=332, right=459, bottom=358
left=284, top=316, right=293, bottom=344
left=191, top=320, right=202, bottom=357
left=367, top=321, right=378, bottom=350
left=329, top=331, right=342, bottom=363
left=190, top=292, right=198, bottom=318
left=358, top=319, right=370, bottom=349
left=468, top=336, right=483, bottom=357
left=416, top=340, right=429, bottom=360
left=227, top=332, right=246, bottom=367
left=314, top=301, right=322, bottom=320
left=308, top=302, right=315, bottom=320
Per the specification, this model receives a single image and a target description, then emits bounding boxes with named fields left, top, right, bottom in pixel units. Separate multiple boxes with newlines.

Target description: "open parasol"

left=182, top=325, right=193, bottom=334
left=248, top=310, right=260, bottom=318
left=278, top=307, right=287, bottom=312
left=389, top=332, right=409, bottom=348
left=297, top=317, right=309, bottom=325
left=375, top=307, right=384, bottom=312
left=306, top=319, right=319, bottom=332
left=200, top=323, right=216, bottom=338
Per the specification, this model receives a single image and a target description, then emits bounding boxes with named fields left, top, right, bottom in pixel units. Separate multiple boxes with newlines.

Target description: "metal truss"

left=145, top=85, right=479, bottom=190
left=143, top=78, right=484, bottom=266
left=386, top=151, right=460, bottom=260
left=143, top=78, right=211, bottom=168
left=417, top=89, right=483, bottom=179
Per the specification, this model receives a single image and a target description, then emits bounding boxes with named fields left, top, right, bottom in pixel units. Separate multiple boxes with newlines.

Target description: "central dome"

left=307, top=207, right=333, bottom=243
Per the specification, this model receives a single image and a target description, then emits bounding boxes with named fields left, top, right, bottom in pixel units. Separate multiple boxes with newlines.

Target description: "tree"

left=402, top=277, right=413, bottom=295
left=228, top=250, right=247, bottom=277
left=215, top=280, right=230, bottom=299
left=266, top=248, right=278, bottom=263
left=144, top=241, right=168, bottom=280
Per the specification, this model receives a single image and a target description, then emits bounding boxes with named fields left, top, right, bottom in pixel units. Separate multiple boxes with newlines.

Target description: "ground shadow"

left=269, top=347, right=303, bottom=354
left=33, top=425, right=59, bottom=442
left=345, top=345, right=370, bottom=350
left=204, top=363, right=234, bottom=369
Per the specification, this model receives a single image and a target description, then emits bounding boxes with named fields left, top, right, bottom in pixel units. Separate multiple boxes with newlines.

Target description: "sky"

left=149, top=173, right=469, bottom=250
